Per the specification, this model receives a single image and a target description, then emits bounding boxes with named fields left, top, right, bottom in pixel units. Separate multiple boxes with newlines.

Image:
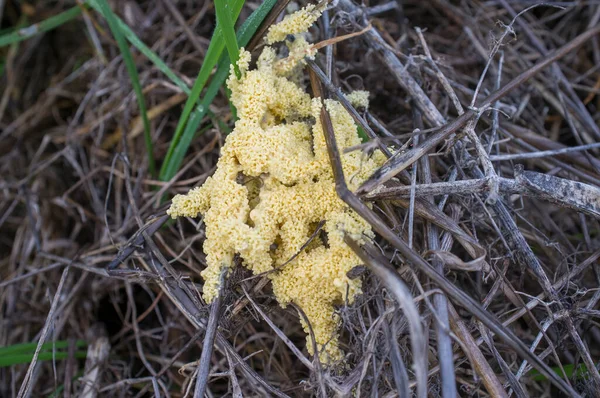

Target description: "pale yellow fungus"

left=274, top=35, right=317, bottom=76
left=168, top=6, right=383, bottom=362
left=345, top=90, right=370, bottom=110
left=266, top=3, right=326, bottom=45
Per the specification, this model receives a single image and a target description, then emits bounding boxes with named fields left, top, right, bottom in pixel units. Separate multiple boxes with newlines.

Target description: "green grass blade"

left=93, top=0, right=155, bottom=176
left=87, top=0, right=190, bottom=94
left=0, top=1, right=189, bottom=96
left=0, top=343, right=39, bottom=357
left=0, top=351, right=87, bottom=367
left=160, top=0, right=278, bottom=182
left=357, top=126, right=369, bottom=143
left=160, top=63, right=230, bottom=180
left=0, top=1, right=194, bottom=164
left=159, top=0, right=246, bottom=181
left=214, top=0, right=241, bottom=79
left=0, top=340, right=86, bottom=356
left=0, top=5, right=83, bottom=47
left=0, top=340, right=87, bottom=367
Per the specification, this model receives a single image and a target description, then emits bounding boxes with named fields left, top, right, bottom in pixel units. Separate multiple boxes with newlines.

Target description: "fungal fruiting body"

left=345, top=90, right=370, bottom=110
left=168, top=5, right=382, bottom=362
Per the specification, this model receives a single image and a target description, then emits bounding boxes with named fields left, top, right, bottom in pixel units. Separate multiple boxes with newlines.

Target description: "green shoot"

left=93, top=0, right=155, bottom=176
left=357, top=126, right=369, bottom=143
left=0, top=6, right=83, bottom=48
left=87, top=0, right=190, bottom=94
left=159, top=0, right=246, bottom=181
left=0, top=340, right=87, bottom=367
left=214, top=0, right=241, bottom=79
left=160, top=0, right=278, bottom=182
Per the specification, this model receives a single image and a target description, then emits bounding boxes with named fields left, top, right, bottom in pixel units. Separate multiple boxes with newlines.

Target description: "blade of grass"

left=214, top=0, right=241, bottom=79
left=0, top=1, right=190, bottom=96
left=87, top=0, right=190, bottom=94
left=0, top=5, right=83, bottom=47
left=0, top=0, right=201, bottom=154
left=357, top=126, right=369, bottom=142
left=93, top=0, right=155, bottom=176
left=160, top=66, right=228, bottom=181
left=0, top=351, right=88, bottom=367
left=0, top=2, right=221, bottom=155
left=0, top=340, right=86, bottom=356
left=160, top=0, right=278, bottom=182
left=0, top=340, right=87, bottom=367
left=159, top=0, right=246, bottom=181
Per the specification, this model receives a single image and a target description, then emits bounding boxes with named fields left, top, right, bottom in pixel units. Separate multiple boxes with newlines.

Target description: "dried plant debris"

left=3, top=1, right=600, bottom=397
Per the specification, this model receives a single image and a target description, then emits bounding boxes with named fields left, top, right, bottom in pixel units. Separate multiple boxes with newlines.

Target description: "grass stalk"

left=214, top=0, right=241, bottom=79
left=159, top=0, right=278, bottom=182
left=94, top=0, right=156, bottom=176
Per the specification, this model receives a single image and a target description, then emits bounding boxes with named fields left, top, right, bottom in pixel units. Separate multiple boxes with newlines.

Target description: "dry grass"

left=1, top=0, right=600, bottom=396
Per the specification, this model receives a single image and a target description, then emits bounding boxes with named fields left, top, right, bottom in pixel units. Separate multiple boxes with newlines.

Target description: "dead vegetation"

left=1, top=0, right=600, bottom=397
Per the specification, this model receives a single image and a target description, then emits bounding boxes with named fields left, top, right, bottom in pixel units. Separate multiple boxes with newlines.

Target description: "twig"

left=307, top=60, right=393, bottom=158
left=346, top=237, right=428, bottom=398
left=17, top=266, right=70, bottom=398
left=292, top=304, right=328, bottom=398
left=415, top=27, right=464, bottom=116
left=193, top=271, right=224, bottom=398
left=407, top=130, right=418, bottom=249
left=107, top=214, right=169, bottom=269
left=448, top=305, right=508, bottom=398
left=385, top=310, right=410, bottom=397
left=499, top=0, right=600, bottom=141
left=470, top=165, right=600, bottom=388
left=469, top=4, right=559, bottom=108
left=310, top=67, right=580, bottom=397
left=353, top=21, right=600, bottom=195
left=124, top=283, right=167, bottom=396
left=242, top=288, right=314, bottom=370
left=415, top=108, right=457, bottom=398
left=488, top=52, right=504, bottom=155
left=490, top=142, right=600, bottom=161
left=246, top=0, right=292, bottom=51
left=161, top=0, right=207, bottom=56
left=365, top=170, right=600, bottom=219
left=79, top=331, right=110, bottom=398
left=463, top=116, right=500, bottom=204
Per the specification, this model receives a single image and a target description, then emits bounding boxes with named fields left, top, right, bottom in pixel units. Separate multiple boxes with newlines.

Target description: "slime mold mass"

left=168, top=4, right=383, bottom=362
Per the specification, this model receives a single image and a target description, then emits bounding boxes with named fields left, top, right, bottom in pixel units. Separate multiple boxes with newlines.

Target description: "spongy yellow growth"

left=345, top=90, right=370, bottom=110
left=168, top=7, right=383, bottom=363
left=274, top=36, right=317, bottom=76
left=266, top=3, right=325, bottom=45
